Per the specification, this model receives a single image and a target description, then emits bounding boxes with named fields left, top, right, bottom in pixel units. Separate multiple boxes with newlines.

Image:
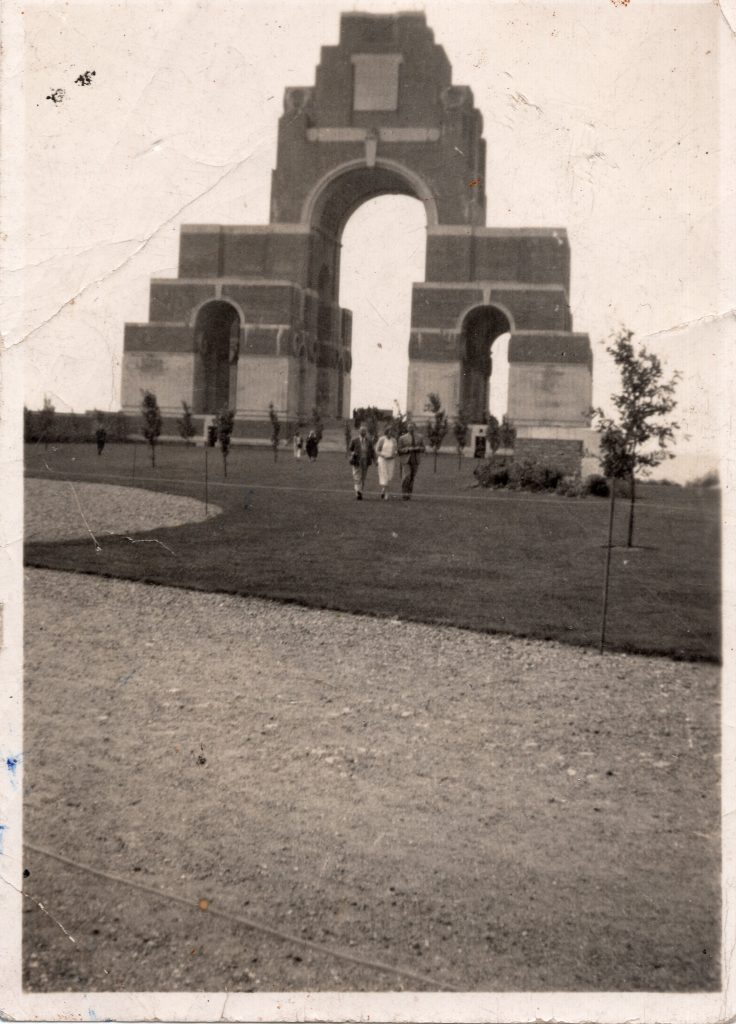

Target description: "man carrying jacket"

left=398, top=419, right=426, bottom=501
left=348, top=423, right=375, bottom=500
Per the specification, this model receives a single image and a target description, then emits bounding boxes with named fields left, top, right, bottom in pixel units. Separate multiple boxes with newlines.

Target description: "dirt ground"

left=23, top=563, right=720, bottom=992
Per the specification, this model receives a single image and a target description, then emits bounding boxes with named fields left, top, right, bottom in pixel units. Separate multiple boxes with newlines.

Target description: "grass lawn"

left=24, top=442, right=721, bottom=660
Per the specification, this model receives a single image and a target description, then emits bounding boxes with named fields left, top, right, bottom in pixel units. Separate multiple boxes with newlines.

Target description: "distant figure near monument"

left=306, top=432, right=319, bottom=461
left=122, top=12, right=593, bottom=472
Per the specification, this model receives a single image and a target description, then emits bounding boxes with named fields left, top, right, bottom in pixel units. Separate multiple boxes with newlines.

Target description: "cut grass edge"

left=24, top=559, right=721, bottom=665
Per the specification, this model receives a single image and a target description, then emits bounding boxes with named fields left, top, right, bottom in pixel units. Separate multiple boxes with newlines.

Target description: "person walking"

left=95, top=425, right=107, bottom=456
left=398, top=418, right=426, bottom=500
left=293, top=431, right=303, bottom=459
left=348, top=423, right=375, bottom=500
left=305, top=431, right=319, bottom=461
left=375, top=425, right=398, bottom=500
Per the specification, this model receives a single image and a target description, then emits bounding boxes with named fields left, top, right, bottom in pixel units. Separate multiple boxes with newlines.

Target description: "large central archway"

left=303, top=160, right=433, bottom=419
left=304, top=159, right=438, bottom=238
left=339, top=194, right=427, bottom=413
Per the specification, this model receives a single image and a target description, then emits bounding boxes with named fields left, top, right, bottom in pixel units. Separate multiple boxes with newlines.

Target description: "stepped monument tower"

left=122, top=11, right=593, bottom=466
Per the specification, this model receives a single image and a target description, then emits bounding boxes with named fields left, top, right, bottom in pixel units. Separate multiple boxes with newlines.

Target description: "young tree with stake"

left=39, top=396, right=56, bottom=450
left=268, top=402, right=281, bottom=462
left=498, top=414, right=517, bottom=451
left=486, top=414, right=501, bottom=456
left=310, top=406, right=324, bottom=443
left=177, top=401, right=197, bottom=445
left=216, top=408, right=235, bottom=478
left=391, top=405, right=408, bottom=440
left=141, top=390, right=162, bottom=467
left=452, top=406, right=470, bottom=470
left=94, top=413, right=107, bottom=456
left=594, top=328, right=680, bottom=547
left=425, top=392, right=448, bottom=473
left=353, top=405, right=380, bottom=440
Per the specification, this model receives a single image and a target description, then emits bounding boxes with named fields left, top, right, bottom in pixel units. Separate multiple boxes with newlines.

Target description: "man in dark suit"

left=348, top=423, right=376, bottom=500
left=398, top=418, right=426, bottom=500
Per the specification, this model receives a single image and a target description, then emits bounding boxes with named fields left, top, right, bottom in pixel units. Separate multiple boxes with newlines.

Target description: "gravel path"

left=24, top=567, right=720, bottom=991
left=22, top=480, right=721, bottom=991
left=24, top=478, right=220, bottom=543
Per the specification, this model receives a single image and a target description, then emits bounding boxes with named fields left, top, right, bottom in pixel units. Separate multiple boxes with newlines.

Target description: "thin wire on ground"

left=24, top=842, right=460, bottom=992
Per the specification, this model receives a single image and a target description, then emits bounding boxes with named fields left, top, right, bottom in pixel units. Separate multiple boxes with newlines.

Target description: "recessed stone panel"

left=121, top=351, right=195, bottom=413
left=351, top=54, right=403, bottom=111
left=507, top=362, right=592, bottom=427
left=514, top=438, right=584, bottom=475
left=243, top=326, right=280, bottom=356
left=236, top=355, right=291, bottom=416
left=409, top=330, right=461, bottom=362
left=406, top=359, right=462, bottom=420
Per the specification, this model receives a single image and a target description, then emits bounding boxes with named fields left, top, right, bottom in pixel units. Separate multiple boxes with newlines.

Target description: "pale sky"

left=11, top=0, right=734, bottom=480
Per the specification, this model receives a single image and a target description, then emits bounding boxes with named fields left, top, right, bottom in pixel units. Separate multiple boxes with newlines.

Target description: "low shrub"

left=473, top=454, right=511, bottom=488
left=556, top=474, right=586, bottom=498
left=474, top=455, right=568, bottom=492
left=507, top=458, right=565, bottom=492
left=584, top=473, right=610, bottom=497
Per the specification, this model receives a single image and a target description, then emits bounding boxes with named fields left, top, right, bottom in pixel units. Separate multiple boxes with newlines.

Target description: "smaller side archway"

left=193, top=300, right=241, bottom=415
left=460, top=305, right=512, bottom=422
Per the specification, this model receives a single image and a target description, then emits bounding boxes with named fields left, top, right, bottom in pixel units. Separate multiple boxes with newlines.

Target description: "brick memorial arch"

left=122, top=11, right=593, bottom=468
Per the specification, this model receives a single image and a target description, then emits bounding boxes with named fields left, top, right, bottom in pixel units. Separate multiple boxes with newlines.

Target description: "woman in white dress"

left=375, top=426, right=398, bottom=500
